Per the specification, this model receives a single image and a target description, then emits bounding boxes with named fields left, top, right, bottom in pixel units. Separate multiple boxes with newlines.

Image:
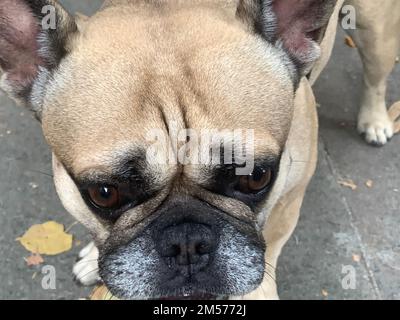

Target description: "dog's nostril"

left=162, top=244, right=181, bottom=257
left=196, top=242, right=211, bottom=255
left=171, top=244, right=181, bottom=257
left=157, top=223, right=216, bottom=269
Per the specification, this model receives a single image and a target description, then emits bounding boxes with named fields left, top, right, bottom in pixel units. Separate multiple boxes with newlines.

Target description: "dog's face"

left=0, top=0, right=336, bottom=299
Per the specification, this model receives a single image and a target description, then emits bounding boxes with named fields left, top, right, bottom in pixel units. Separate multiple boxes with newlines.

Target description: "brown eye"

left=238, top=168, right=272, bottom=194
left=88, top=185, right=120, bottom=209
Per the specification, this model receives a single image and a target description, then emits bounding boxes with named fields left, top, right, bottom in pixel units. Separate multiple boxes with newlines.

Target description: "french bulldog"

left=0, top=0, right=398, bottom=300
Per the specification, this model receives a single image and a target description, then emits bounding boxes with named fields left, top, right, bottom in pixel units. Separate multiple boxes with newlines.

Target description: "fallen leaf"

left=344, top=36, right=357, bottom=48
left=90, top=285, right=118, bottom=300
left=321, top=289, right=329, bottom=297
left=338, top=179, right=357, bottom=191
left=365, top=180, right=374, bottom=188
left=25, top=253, right=44, bottom=266
left=17, top=221, right=73, bottom=255
left=388, top=102, right=400, bottom=134
left=352, top=254, right=361, bottom=262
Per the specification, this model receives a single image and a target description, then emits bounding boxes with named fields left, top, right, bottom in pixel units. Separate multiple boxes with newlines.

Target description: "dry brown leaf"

left=365, top=180, right=374, bottom=188
left=17, top=221, right=73, bottom=255
left=90, top=285, right=118, bottom=300
left=352, top=254, right=361, bottom=263
left=25, top=253, right=44, bottom=266
left=344, top=36, right=357, bottom=48
left=388, top=102, right=400, bottom=134
left=338, top=179, right=357, bottom=191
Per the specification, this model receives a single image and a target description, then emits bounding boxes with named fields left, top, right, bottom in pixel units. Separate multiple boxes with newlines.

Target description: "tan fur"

left=40, top=1, right=311, bottom=299
left=43, top=0, right=352, bottom=299
left=44, top=2, right=295, bottom=279
left=43, top=2, right=293, bottom=174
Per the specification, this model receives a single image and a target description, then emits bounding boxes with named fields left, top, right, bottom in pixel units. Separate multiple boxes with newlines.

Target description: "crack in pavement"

left=320, top=138, right=383, bottom=300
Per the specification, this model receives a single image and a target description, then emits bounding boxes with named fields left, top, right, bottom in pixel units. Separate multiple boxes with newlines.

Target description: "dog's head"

left=0, top=0, right=336, bottom=299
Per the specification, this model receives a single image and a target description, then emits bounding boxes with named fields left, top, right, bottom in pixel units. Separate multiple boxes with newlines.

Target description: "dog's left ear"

left=0, top=0, right=77, bottom=119
left=237, top=0, right=337, bottom=79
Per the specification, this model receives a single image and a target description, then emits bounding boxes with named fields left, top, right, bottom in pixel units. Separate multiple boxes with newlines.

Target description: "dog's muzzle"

left=98, top=197, right=265, bottom=299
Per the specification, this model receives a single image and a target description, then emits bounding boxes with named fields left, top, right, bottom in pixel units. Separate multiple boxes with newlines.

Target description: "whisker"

left=107, top=288, right=114, bottom=301
left=76, top=268, right=99, bottom=281
left=264, top=270, right=276, bottom=282
left=290, top=160, right=311, bottom=164
left=74, top=259, right=99, bottom=266
left=265, top=261, right=276, bottom=270
left=65, top=221, right=79, bottom=232
left=27, top=169, right=54, bottom=178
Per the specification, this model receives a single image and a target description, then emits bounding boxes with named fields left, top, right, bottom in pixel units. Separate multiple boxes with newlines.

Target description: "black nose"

left=157, top=223, right=216, bottom=274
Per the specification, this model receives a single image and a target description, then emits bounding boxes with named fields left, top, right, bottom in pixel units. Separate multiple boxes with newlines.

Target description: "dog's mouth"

left=99, top=204, right=266, bottom=301
left=158, top=293, right=220, bottom=300
left=155, top=286, right=226, bottom=300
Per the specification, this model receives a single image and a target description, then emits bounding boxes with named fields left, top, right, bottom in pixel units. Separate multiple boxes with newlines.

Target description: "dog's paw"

left=73, top=242, right=101, bottom=286
left=357, top=111, right=394, bottom=146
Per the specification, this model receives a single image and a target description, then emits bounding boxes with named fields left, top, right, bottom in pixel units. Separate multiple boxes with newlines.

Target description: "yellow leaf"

left=17, top=221, right=73, bottom=255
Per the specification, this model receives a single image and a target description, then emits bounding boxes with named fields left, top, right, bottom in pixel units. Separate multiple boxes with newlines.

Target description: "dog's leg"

left=346, top=1, right=400, bottom=145
left=73, top=242, right=101, bottom=286
left=357, top=35, right=399, bottom=146
left=234, top=187, right=307, bottom=300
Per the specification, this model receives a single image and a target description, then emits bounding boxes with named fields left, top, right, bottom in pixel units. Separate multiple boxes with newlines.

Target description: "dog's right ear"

left=0, top=0, right=77, bottom=119
left=236, top=0, right=337, bottom=82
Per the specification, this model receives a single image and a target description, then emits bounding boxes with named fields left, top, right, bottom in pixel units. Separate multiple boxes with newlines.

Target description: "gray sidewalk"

left=0, top=1, right=399, bottom=299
